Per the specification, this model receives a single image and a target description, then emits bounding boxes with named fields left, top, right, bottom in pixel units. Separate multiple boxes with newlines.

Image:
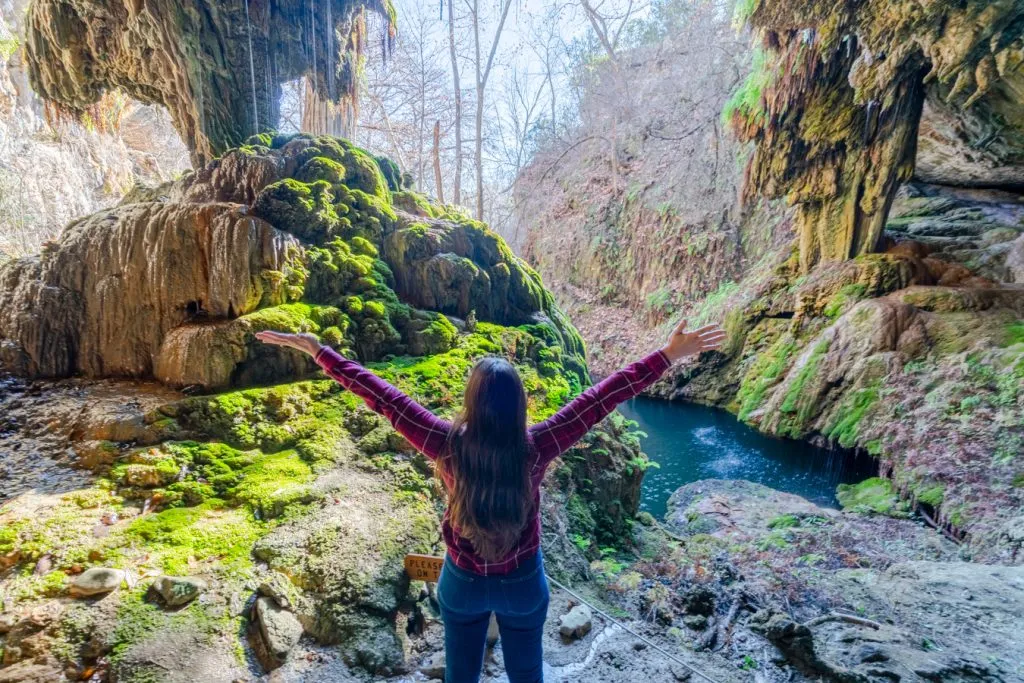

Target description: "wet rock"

left=254, top=596, right=304, bottom=662
left=558, top=604, right=593, bottom=640
left=419, top=652, right=446, bottom=679
left=69, top=567, right=123, bottom=597
left=149, top=575, right=207, bottom=607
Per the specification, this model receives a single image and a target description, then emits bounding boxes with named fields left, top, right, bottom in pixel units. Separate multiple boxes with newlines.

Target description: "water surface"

left=617, top=396, right=877, bottom=519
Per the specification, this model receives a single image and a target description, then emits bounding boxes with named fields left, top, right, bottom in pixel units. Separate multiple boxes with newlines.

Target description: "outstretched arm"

left=529, top=319, right=726, bottom=465
left=255, top=331, right=451, bottom=460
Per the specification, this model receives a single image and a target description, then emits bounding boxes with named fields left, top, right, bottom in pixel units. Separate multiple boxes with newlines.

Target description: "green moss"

left=824, top=380, right=880, bottom=448
left=823, top=284, right=868, bottom=319
left=836, top=477, right=907, bottom=516
left=392, top=190, right=441, bottom=218
left=375, top=155, right=403, bottom=192
left=253, top=178, right=341, bottom=242
left=737, top=336, right=796, bottom=422
left=107, top=589, right=243, bottom=677
left=915, top=483, right=944, bottom=508
left=1004, top=322, right=1024, bottom=347
left=116, top=504, right=265, bottom=576
left=777, top=338, right=830, bottom=436
left=722, top=48, right=771, bottom=126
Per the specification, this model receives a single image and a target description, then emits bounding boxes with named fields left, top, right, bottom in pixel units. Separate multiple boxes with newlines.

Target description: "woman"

left=256, top=318, right=725, bottom=683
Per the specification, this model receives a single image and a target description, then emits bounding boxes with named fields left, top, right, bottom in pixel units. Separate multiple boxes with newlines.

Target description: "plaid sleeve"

left=315, top=347, right=451, bottom=460
left=529, top=350, right=670, bottom=466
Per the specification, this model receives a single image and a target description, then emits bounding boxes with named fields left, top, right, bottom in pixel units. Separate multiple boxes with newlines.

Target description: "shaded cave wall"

left=24, top=0, right=394, bottom=165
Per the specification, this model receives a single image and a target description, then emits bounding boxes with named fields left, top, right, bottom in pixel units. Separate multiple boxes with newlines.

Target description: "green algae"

left=823, top=284, right=867, bottom=319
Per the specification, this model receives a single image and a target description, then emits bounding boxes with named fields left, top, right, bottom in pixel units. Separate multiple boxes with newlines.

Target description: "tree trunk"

left=433, top=120, right=445, bottom=204
left=475, top=84, right=484, bottom=220
left=447, top=0, right=462, bottom=205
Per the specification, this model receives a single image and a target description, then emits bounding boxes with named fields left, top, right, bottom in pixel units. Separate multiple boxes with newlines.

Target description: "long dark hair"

left=442, top=356, right=533, bottom=562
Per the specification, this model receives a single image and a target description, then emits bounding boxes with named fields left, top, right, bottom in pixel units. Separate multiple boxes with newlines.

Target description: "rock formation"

left=24, top=0, right=396, bottom=164
left=0, top=133, right=582, bottom=391
left=0, top=133, right=647, bottom=679
left=730, top=0, right=1024, bottom=272
left=665, top=480, right=1024, bottom=682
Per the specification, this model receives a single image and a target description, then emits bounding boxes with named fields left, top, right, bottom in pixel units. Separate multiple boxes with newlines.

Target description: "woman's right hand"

left=254, top=330, right=323, bottom=357
left=661, top=319, right=726, bottom=363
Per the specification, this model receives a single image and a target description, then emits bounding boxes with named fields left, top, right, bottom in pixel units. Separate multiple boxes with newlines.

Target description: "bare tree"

left=466, top=0, right=515, bottom=220
left=432, top=120, right=445, bottom=203
left=579, top=0, right=643, bottom=65
left=527, top=2, right=571, bottom=138
left=357, top=1, right=455, bottom=199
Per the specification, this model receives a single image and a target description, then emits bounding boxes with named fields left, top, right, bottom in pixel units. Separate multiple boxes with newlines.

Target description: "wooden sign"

left=405, top=554, right=444, bottom=582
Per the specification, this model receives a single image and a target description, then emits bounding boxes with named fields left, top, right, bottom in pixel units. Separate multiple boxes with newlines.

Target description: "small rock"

left=683, top=614, right=708, bottom=630
left=70, top=567, right=124, bottom=598
left=150, top=575, right=207, bottom=607
left=33, top=554, right=52, bottom=576
left=419, top=652, right=446, bottom=679
left=558, top=604, right=593, bottom=640
left=255, top=596, right=304, bottom=661
left=670, top=664, right=693, bottom=681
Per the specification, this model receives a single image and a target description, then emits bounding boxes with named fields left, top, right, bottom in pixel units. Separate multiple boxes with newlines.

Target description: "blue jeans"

left=437, top=551, right=550, bottom=683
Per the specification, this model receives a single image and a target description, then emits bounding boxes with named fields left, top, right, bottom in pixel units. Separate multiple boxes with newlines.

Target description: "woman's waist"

left=444, top=545, right=542, bottom=579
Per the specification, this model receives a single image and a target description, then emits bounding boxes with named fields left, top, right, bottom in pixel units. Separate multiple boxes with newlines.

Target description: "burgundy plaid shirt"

left=315, top=346, right=671, bottom=575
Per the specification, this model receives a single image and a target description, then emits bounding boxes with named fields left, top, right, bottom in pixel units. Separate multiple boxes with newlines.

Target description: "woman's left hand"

left=661, top=319, right=727, bottom=362
left=254, top=330, right=323, bottom=357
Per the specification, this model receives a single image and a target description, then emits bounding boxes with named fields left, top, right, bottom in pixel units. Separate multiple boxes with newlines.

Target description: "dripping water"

left=244, top=0, right=259, bottom=132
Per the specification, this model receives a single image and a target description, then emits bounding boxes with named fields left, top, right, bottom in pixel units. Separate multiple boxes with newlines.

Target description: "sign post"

left=404, top=554, right=444, bottom=582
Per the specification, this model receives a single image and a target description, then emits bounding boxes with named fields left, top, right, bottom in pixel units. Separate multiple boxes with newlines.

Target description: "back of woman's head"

left=444, top=356, right=532, bottom=562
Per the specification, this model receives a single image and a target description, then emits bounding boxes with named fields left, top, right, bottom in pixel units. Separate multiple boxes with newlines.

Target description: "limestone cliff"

left=659, top=184, right=1024, bottom=563
left=24, top=0, right=395, bottom=164
left=731, top=0, right=1024, bottom=272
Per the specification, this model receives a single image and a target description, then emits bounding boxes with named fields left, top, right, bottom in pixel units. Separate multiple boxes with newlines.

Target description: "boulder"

left=69, top=567, right=123, bottom=598
left=254, top=596, right=304, bottom=662
left=558, top=604, right=593, bottom=640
